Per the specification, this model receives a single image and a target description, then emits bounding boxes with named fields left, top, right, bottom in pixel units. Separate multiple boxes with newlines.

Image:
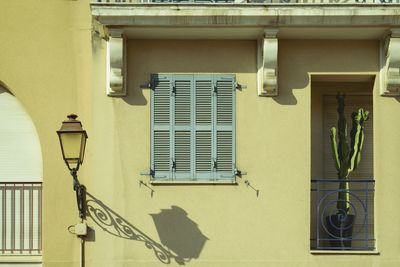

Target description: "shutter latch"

left=213, top=159, right=217, bottom=170
left=140, top=82, right=152, bottom=89
left=213, top=85, right=218, bottom=94
left=234, top=168, right=247, bottom=176
left=172, top=160, right=176, bottom=172
left=235, top=82, right=247, bottom=90
left=140, top=169, right=155, bottom=178
left=171, top=81, right=176, bottom=96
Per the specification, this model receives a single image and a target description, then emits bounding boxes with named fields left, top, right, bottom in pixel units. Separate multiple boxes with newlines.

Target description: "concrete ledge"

left=92, top=2, right=400, bottom=7
left=91, top=4, right=400, bottom=27
left=150, top=181, right=238, bottom=185
left=310, top=250, right=380, bottom=255
left=91, top=4, right=400, bottom=40
left=0, top=255, right=42, bottom=263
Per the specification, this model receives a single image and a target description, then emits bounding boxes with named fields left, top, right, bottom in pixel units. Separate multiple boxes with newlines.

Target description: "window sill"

left=150, top=181, right=238, bottom=185
left=0, top=255, right=42, bottom=263
left=310, top=250, right=380, bottom=255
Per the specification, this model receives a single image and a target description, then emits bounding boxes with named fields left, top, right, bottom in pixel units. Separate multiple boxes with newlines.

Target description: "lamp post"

left=57, top=114, right=88, bottom=219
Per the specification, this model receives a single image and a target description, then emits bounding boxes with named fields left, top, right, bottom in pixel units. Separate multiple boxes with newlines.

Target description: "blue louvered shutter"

left=214, top=75, right=235, bottom=181
left=194, top=75, right=213, bottom=181
left=151, top=74, right=235, bottom=182
left=151, top=74, right=172, bottom=180
left=173, top=75, right=193, bottom=180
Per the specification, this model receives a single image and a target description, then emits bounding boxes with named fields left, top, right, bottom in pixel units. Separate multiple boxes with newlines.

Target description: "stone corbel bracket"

left=380, top=29, right=400, bottom=97
left=107, top=29, right=126, bottom=97
left=257, top=28, right=278, bottom=97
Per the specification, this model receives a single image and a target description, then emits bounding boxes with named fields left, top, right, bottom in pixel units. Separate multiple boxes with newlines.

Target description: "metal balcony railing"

left=95, top=0, right=237, bottom=2
left=94, top=0, right=397, bottom=3
left=311, top=179, right=375, bottom=250
left=0, top=182, right=42, bottom=254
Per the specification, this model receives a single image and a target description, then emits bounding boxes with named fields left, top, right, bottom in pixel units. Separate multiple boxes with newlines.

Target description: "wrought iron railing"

left=311, top=179, right=375, bottom=250
left=95, top=0, right=236, bottom=2
left=94, top=0, right=398, bottom=3
left=0, top=182, right=42, bottom=254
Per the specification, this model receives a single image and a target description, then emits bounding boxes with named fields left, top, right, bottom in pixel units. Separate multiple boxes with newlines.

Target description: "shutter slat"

left=217, top=131, right=233, bottom=172
left=196, top=131, right=212, bottom=172
left=175, top=80, right=191, bottom=126
left=196, top=80, right=212, bottom=125
left=154, top=131, right=170, bottom=172
left=154, top=81, right=170, bottom=125
left=175, top=131, right=191, bottom=173
left=216, top=81, right=233, bottom=125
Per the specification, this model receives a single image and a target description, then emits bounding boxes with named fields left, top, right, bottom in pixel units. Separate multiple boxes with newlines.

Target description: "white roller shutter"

left=0, top=86, right=42, bottom=257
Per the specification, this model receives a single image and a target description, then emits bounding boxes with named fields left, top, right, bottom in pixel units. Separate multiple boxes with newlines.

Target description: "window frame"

left=150, top=74, right=236, bottom=183
left=310, top=88, right=375, bottom=251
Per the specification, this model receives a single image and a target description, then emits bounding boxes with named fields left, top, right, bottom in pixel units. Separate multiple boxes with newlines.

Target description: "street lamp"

left=57, top=114, right=88, bottom=219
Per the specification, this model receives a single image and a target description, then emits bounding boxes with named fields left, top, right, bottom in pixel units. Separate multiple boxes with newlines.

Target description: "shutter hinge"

left=234, top=168, right=247, bottom=176
left=140, top=82, right=152, bottom=89
left=140, top=169, right=155, bottom=177
left=235, top=82, right=247, bottom=90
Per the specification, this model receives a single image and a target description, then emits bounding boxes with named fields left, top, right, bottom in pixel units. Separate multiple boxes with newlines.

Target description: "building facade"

left=1, top=0, right=400, bottom=266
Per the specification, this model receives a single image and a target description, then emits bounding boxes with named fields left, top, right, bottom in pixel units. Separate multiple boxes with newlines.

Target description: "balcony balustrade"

left=311, top=179, right=375, bottom=250
left=94, top=0, right=398, bottom=4
left=0, top=182, right=42, bottom=254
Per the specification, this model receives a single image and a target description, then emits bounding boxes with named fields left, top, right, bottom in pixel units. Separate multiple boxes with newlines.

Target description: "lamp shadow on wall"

left=150, top=206, right=209, bottom=263
left=86, top=192, right=208, bottom=265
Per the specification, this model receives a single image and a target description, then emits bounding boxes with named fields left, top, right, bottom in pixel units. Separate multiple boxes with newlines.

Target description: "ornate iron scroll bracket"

left=380, top=28, right=400, bottom=96
left=70, top=169, right=86, bottom=219
left=107, top=29, right=126, bottom=97
left=257, top=28, right=278, bottom=97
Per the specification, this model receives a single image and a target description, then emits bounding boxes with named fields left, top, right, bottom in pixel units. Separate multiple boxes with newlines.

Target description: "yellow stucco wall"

left=0, top=1, right=93, bottom=266
left=1, top=1, right=400, bottom=267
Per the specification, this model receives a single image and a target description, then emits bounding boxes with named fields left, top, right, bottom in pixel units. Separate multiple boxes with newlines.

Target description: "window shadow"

left=86, top=192, right=207, bottom=265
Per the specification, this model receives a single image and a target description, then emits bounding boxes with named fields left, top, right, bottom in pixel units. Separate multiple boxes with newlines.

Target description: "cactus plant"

left=329, top=93, right=369, bottom=212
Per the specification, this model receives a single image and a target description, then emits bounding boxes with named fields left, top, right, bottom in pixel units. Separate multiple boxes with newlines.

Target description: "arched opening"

left=0, top=85, right=42, bottom=182
left=0, top=85, right=42, bottom=255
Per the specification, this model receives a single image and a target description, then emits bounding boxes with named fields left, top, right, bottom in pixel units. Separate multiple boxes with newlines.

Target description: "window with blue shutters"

left=151, top=74, right=236, bottom=182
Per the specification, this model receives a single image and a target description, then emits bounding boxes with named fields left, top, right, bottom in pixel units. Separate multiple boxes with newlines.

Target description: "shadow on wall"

left=0, top=81, right=13, bottom=95
left=150, top=206, right=209, bottom=263
left=123, top=83, right=148, bottom=106
left=123, top=40, right=257, bottom=107
left=86, top=193, right=208, bottom=265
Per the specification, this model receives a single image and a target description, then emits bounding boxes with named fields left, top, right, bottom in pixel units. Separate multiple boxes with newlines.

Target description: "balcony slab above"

left=91, top=4, right=400, bottom=29
left=90, top=3, right=400, bottom=97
